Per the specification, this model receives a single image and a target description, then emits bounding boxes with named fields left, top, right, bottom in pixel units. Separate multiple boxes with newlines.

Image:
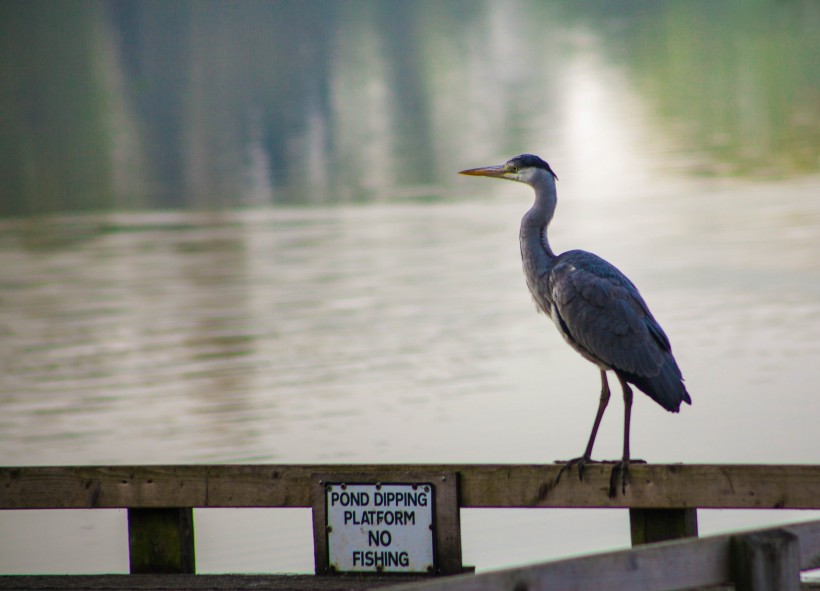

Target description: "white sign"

left=326, top=482, right=434, bottom=573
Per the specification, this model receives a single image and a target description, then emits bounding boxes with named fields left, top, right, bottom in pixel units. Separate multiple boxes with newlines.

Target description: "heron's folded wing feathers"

left=550, top=256, right=665, bottom=378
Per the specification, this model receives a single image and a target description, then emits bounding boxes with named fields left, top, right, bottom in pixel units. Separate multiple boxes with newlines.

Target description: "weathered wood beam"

left=0, top=465, right=207, bottom=508
left=0, top=573, right=431, bottom=590
left=630, top=508, right=699, bottom=545
left=127, top=508, right=195, bottom=574
left=382, top=520, right=820, bottom=591
left=2, top=464, right=820, bottom=510
left=731, top=529, right=801, bottom=591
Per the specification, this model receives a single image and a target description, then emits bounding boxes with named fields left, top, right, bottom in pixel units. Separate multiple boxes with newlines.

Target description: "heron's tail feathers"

left=618, top=355, right=691, bottom=413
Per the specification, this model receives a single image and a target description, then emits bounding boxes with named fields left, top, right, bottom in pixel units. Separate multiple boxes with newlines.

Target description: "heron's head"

left=459, top=154, right=558, bottom=185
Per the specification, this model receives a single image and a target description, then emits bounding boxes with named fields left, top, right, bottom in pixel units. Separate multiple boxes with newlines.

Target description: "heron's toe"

left=551, top=456, right=592, bottom=488
left=608, top=461, right=631, bottom=498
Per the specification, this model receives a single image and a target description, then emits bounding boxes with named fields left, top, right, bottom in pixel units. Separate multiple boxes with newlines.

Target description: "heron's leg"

left=553, top=370, right=611, bottom=486
left=582, top=370, right=612, bottom=460
left=609, top=375, right=634, bottom=497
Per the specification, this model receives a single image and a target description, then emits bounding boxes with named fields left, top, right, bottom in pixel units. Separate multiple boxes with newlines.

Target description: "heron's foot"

left=552, top=456, right=598, bottom=488
left=608, top=458, right=647, bottom=498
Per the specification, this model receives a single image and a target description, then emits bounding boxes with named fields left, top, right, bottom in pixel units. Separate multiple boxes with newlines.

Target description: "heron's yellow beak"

left=458, top=165, right=506, bottom=178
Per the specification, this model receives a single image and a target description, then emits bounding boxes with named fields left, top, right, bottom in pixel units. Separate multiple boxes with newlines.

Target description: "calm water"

left=2, top=0, right=820, bottom=577
left=2, top=173, right=820, bottom=572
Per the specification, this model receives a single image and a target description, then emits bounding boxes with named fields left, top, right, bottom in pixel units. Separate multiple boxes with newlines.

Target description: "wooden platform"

left=1, top=575, right=818, bottom=591
left=4, top=464, right=820, bottom=590
left=0, top=574, right=425, bottom=591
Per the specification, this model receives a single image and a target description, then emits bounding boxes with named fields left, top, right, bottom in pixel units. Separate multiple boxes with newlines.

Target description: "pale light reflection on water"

left=2, top=172, right=820, bottom=573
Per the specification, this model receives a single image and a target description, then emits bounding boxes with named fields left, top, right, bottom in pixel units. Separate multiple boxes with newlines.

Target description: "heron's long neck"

left=519, top=172, right=558, bottom=272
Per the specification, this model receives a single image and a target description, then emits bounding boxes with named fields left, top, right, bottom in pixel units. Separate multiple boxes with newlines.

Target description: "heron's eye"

left=509, top=165, right=518, bottom=173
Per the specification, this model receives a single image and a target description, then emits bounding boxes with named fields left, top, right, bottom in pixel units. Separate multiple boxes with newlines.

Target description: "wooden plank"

left=381, top=520, right=820, bottom=591
left=454, top=464, right=820, bottom=509
left=0, top=466, right=207, bottom=508
left=206, top=464, right=310, bottom=507
left=629, top=508, right=698, bottom=545
left=128, top=508, right=195, bottom=574
left=731, top=529, right=801, bottom=591
left=0, top=573, right=429, bottom=590
left=431, top=473, right=463, bottom=576
left=389, top=533, right=730, bottom=591
left=796, top=520, right=820, bottom=570
left=3, top=464, right=820, bottom=510
left=2, top=575, right=819, bottom=591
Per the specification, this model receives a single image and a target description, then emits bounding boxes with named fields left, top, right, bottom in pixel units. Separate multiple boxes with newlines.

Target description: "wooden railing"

left=389, top=519, right=820, bottom=591
left=2, top=463, right=820, bottom=587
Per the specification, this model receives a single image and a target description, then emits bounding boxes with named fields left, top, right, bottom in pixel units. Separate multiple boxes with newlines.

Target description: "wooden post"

left=629, top=508, right=698, bottom=545
left=730, top=529, right=800, bottom=591
left=127, top=508, right=195, bottom=574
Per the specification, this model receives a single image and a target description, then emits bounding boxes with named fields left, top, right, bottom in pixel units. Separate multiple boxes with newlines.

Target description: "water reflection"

left=1, top=1, right=817, bottom=214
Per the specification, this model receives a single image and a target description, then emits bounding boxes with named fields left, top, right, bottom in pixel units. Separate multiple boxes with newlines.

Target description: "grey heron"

left=460, top=154, right=691, bottom=496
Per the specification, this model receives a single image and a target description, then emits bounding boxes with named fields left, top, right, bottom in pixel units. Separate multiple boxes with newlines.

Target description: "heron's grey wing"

left=549, top=255, right=667, bottom=378
left=549, top=252, right=690, bottom=411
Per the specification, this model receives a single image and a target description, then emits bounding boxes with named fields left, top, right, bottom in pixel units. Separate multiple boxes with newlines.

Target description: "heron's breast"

left=522, top=265, right=552, bottom=316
